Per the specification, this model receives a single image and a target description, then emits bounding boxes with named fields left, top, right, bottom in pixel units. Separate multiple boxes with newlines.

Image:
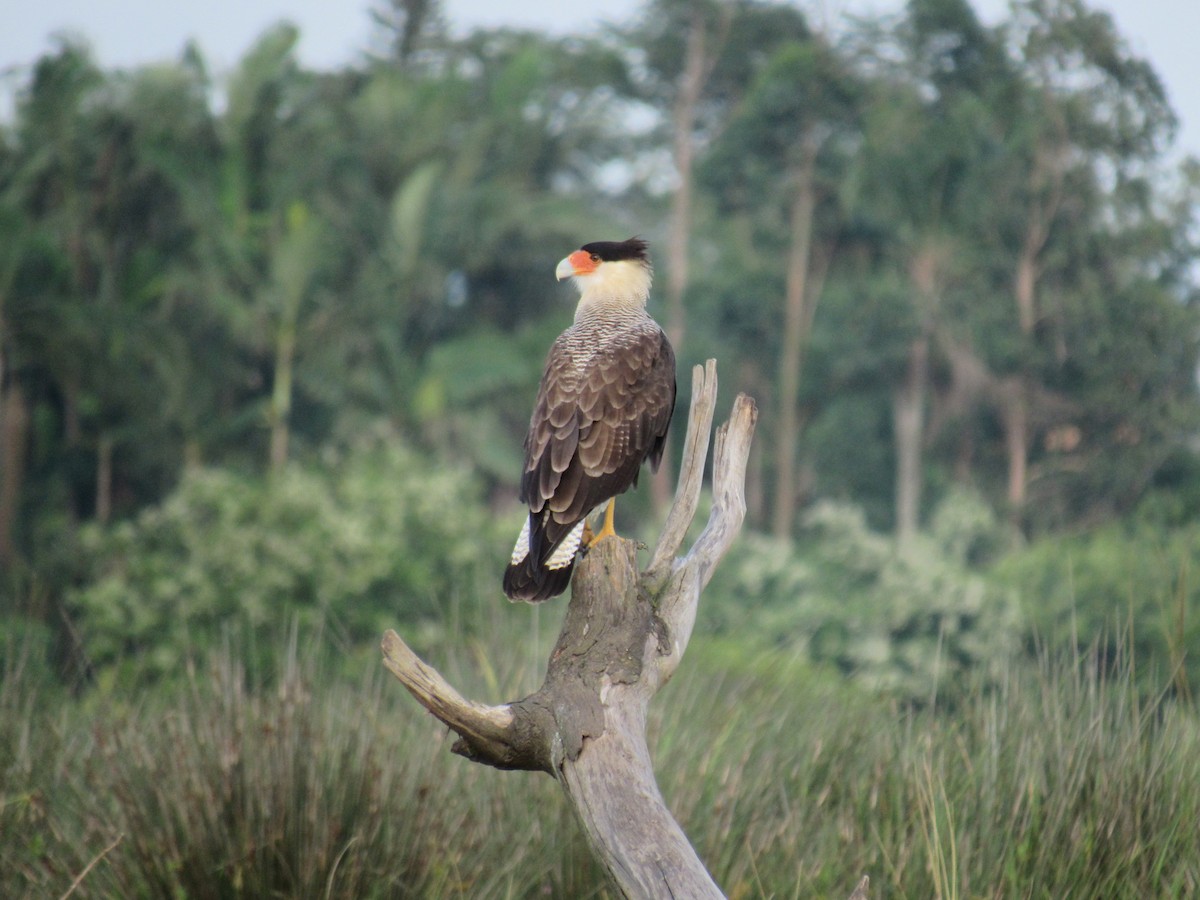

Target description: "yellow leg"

left=588, top=500, right=618, bottom=547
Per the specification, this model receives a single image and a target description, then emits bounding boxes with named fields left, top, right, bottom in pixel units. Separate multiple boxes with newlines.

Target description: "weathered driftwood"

left=382, top=359, right=868, bottom=899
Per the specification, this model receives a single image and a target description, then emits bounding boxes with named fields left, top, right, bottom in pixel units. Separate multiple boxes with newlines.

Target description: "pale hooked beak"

left=555, top=256, right=575, bottom=281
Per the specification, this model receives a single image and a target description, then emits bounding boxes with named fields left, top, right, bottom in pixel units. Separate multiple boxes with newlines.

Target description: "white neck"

left=571, top=259, right=653, bottom=321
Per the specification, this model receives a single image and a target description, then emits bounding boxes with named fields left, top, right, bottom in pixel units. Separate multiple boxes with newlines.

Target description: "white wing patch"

left=510, top=517, right=531, bottom=565
left=546, top=519, right=586, bottom=570
left=510, top=517, right=586, bottom=570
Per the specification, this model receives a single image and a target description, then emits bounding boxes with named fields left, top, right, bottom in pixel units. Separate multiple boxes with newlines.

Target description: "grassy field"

left=2, top=620, right=1198, bottom=899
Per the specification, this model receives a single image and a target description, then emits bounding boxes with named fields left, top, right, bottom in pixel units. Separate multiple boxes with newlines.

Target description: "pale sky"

left=1, top=0, right=1197, bottom=162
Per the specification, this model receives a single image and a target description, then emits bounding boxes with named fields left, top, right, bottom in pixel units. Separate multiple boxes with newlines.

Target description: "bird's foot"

left=587, top=501, right=618, bottom=548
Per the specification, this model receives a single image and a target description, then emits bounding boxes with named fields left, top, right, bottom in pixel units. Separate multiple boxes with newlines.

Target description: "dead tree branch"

left=382, top=360, right=867, bottom=899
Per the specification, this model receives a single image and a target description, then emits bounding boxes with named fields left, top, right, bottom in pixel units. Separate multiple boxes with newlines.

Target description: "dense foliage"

left=0, top=0, right=1194, bottom=691
left=1, top=0, right=1199, bottom=892
left=67, top=433, right=508, bottom=686
left=704, top=490, right=1022, bottom=700
left=2, top=0, right=1197, bottom=560
left=994, top=507, right=1200, bottom=701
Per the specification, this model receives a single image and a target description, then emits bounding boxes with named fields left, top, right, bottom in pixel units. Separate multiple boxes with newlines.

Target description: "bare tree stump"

left=382, top=360, right=868, bottom=899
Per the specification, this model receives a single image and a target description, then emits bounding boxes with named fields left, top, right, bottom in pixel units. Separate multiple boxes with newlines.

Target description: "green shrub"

left=67, top=432, right=511, bottom=686
left=992, top=514, right=1200, bottom=699
left=703, top=490, right=1022, bottom=701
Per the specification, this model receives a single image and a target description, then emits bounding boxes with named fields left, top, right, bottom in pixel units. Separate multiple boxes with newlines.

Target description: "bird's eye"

left=589, top=254, right=600, bottom=262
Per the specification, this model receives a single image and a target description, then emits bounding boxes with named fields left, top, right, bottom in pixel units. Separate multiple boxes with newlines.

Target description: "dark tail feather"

left=503, top=557, right=576, bottom=603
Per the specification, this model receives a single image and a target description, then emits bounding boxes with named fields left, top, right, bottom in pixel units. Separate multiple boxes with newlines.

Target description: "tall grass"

left=3, top=623, right=1198, bottom=898
left=653, top=641, right=1200, bottom=899
left=2, top=624, right=607, bottom=899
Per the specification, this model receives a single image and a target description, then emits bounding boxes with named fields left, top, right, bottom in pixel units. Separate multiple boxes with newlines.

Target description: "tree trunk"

left=772, top=140, right=823, bottom=538
left=1014, top=240, right=1038, bottom=336
left=1004, top=137, right=1063, bottom=526
left=651, top=8, right=729, bottom=514
left=999, top=377, right=1028, bottom=529
left=954, top=427, right=975, bottom=484
left=0, top=379, right=29, bottom=569
left=1006, top=233, right=1040, bottom=523
left=63, top=378, right=82, bottom=447
left=95, top=432, right=113, bottom=524
left=745, top=437, right=765, bottom=528
left=893, top=335, right=928, bottom=546
left=738, top=360, right=767, bottom=528
left=268, top=318, right=296, bottom=471
left=894, top=245, right=941, bottom=544
left=663, top=12, right=704, bottom=359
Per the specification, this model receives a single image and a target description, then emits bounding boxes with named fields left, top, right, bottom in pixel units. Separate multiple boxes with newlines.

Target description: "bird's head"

left=556, top=237, right=652, bottom=303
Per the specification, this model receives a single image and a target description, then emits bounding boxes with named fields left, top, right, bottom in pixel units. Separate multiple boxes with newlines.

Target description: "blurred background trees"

left=1, top=0, right=1198, bottom=701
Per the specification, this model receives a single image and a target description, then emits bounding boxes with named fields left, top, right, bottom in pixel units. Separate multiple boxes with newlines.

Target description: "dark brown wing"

left=520, top=326, right=675, bottom=567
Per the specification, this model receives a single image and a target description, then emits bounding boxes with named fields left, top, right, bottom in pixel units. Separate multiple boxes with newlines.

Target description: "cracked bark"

left=382, top=359, right=869, bottom=899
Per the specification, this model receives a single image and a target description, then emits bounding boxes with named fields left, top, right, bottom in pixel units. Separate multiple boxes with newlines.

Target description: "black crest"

left=580, top=237, right=650, bottom=263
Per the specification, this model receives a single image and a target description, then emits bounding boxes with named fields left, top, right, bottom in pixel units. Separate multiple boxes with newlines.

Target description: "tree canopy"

left=1, top=0, right=1197, bottom=692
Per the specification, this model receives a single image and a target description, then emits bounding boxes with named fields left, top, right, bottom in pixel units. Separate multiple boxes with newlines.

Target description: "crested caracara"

left=503, top=237, right=676, bottom=602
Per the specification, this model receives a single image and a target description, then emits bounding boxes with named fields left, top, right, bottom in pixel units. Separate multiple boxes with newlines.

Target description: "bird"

left=503, top=237, right=677, bottom=603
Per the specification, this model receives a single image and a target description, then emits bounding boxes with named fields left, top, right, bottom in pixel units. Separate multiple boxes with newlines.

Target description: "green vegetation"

left=2, top=0, right=1199, bottom=894
left=704, top=490, right=1022, bottom=701
left=3, top=627, right=1197, bottom=898
left=3, top=0, right=1198, bottom=589
left=994, top=511, right=1200, bottom=702
left=67, top=434, right=508, bottom=686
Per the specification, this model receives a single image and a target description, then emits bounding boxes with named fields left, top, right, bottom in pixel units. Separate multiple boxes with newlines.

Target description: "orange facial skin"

left=566, top=249, right=599, bottom=276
